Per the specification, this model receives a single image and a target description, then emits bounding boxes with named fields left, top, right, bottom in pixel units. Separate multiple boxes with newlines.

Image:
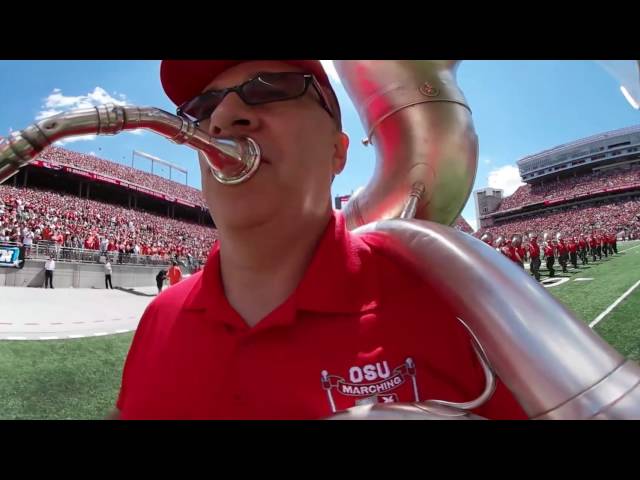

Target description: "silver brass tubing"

left=0, top=104, right=261, bottom=185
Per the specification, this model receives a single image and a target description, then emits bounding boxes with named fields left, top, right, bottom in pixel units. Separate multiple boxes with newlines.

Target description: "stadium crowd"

left=0, top=184, right=216, bottom=264
left=454, top=216, right=474, bottom=233
left=477, top=198, right=640, bottom=241
left=39, top=147, right=207, bottom=208
left=498, top=165, right=640, bottom=211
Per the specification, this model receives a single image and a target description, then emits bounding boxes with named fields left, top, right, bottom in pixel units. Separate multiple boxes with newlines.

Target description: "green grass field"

left=546, top=240, right=640, bottom=361
left=1, top=241, right=639, bottom=419
left=0, top=333, right=133, bottom=420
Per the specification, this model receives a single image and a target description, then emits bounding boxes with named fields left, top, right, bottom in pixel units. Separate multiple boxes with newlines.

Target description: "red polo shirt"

left=117, top=212, right=527, bottom=420
left=528, top=242, right=540, bottom=258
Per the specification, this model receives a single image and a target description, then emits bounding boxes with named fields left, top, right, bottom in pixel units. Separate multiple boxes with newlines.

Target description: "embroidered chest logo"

left=320, top=357, right=420, bottom=413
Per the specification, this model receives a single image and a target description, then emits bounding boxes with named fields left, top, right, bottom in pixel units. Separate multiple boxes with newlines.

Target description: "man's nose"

left=205, top=92, right=261, bottom=137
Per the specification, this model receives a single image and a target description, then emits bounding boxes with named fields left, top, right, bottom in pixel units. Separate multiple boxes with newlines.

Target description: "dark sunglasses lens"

left=242, top=73, right=307, bottom=104
left=181, top=91, right=225, bottom=122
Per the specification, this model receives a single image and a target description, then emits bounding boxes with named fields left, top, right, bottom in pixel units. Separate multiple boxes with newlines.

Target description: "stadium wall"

left=0, top=260, right=165, bottom=288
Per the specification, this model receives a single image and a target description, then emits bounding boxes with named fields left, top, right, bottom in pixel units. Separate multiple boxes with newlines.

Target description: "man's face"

left=195, top=61, right=348, bottom=230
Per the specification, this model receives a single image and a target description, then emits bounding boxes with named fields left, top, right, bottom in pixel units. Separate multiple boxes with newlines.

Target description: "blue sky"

left=0, top=60, right=638, bottom=230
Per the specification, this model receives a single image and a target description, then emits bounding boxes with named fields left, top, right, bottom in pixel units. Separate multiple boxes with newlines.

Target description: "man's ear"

left=332, top=132, right=349, bottom=176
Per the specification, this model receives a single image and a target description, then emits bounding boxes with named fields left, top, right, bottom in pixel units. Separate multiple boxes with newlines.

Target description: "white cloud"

left=482, top=157, right=492, bottom=166
left=488, top=165, right=525, bottom=196
left=36, top=87, right=142, bottom=145
left=53, top=135, right=97, bottom=146
left=320, top=60, right=342, bottom=85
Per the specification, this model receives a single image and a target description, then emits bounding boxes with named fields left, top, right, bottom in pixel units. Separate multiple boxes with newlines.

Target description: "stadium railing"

left=0, top=240, right=177, bottom=267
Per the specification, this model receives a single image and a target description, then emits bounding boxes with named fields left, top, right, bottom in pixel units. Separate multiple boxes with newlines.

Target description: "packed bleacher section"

left=477, top=198, right=640, bottom=240
left=0, top=184, right=216, bottom=263
left=497, top=165, right=640, bottom=212
left=39, top=146, right=207, bottom=208
left=454, top=216, right=474, bottom=233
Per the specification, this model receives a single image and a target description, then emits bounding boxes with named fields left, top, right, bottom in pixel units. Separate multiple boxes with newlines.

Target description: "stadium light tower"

left=131, top=150, right=188, bottom=185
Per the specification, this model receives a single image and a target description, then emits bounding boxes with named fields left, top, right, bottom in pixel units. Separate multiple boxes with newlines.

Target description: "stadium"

left=471, top=124, right=640, bottom=375
left=1, top=59, right=640, bottom=420
left=475, top=125, right=640, bottom=241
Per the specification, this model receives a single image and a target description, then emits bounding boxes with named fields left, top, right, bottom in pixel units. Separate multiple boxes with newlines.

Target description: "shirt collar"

left=183, top=211, right=379, bottom=317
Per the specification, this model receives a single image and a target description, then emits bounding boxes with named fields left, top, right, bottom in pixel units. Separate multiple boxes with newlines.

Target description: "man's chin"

left=215, top=206, right=279, bottom=231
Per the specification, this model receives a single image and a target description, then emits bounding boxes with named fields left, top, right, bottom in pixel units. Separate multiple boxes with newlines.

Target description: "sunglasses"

left=177, top=72, right=336, bottom=125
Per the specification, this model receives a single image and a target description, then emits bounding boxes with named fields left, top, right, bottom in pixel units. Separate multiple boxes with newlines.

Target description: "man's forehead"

left=203, top=61, right=305, bottom=91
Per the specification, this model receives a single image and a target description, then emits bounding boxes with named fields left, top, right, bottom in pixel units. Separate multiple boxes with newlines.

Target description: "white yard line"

left=590, top=278, right=640, bottom=329
left=619, top=243, right=640, bottom=254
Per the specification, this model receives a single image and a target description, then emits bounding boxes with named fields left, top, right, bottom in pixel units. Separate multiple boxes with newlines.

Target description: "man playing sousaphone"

left=527, top=232, right=541, bottom=282
left=111, top=60, right=527, bottom=420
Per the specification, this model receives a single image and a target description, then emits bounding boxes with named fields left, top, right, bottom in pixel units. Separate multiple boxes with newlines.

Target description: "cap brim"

left=160, top=60, right=333, bottom=107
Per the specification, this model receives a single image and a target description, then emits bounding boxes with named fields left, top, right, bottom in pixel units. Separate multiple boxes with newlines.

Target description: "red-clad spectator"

left=167, top=261, right=182, bottom=286
left=42, top=225, right=53, bottom=240
left=54, top=231, right=64, bottom=245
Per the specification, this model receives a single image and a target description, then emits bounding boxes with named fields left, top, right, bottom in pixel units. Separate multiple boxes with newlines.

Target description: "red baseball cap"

left=160, top=60, right=340, bottom=123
